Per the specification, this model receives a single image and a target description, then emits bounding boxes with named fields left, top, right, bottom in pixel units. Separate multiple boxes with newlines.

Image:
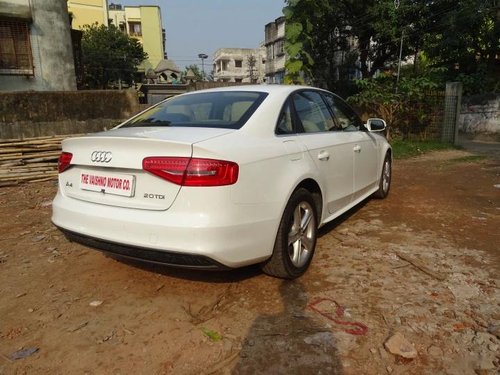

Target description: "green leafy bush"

left=348, top=72, right=444, bottom=140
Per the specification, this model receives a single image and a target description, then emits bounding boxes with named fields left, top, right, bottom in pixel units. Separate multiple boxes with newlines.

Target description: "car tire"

left=373, top=153, right=391, bottom=199
left=261, top=188, right=318, bottom=279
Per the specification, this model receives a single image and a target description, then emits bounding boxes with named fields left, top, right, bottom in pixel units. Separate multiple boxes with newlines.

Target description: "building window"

left=234, top=60, right=242, bottom=68
left=235, top=78, right=243, bottom=83
left=221, top=60, right=228, bottom=71
left=128, top=22, right=142, bottom=36
left=0, top=19, right=34, bottom=75
left=266, top=45, right=274, bottom=60
left=276, top=39, right=284, bottom=56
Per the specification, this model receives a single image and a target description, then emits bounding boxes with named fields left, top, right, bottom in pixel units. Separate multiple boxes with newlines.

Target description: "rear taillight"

left=142, top=157, right=239, bottom=186
left=58, top=152, right=73, bottom=173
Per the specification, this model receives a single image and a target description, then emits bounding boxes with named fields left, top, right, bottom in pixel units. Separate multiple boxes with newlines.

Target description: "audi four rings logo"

left=91, top=151, right=112, bottom=163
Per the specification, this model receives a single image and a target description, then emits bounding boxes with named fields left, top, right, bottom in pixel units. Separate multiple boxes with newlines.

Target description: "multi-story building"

left=213, top=47, right=266, bottom=83
left=67, top=0, right=108, bottom=29
left=263, top=16, right=363, bottom=85
left=264, top=16, right=285, bottom=84
left=0, top=0, right=76, bottom=91
left=108, top=4, right=166, bottom=75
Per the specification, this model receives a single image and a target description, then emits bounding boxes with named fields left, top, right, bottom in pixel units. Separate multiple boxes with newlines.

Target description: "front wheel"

left=261, top=188, right=317, bottom=279
left=373, top=153, right=391, bottom=199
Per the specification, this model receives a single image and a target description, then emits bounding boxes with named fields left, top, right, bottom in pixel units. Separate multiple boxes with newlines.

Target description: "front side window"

left=0, top=18, right=34, bottom=75
left=292, top=91, right=336, bottom=133
left=323, top=93, right=363, bottom=131
left=121, top=91, right=268, bottom=129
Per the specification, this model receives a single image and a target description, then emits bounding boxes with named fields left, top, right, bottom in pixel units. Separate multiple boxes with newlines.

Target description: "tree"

left=284, top=0, right=498, bottom=94
left=246, top=54, right=258, bottom=82
left=421, top=0, right=499, bottom=92
left=283, top=0, right=326, bottom=85
left=182, top=64, right=204, bottom=81
left=81, top=23, right=147, bottom=89
left=283, top=0, right=405, bottom=91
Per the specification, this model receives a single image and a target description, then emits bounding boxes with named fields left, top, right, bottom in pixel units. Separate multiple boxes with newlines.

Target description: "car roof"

left=184, top=84, right=328, bottom=96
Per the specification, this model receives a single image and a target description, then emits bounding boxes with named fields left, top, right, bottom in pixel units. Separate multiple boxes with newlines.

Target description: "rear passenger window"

left=292, top=91, right=336, bottom=133
left=276, top=100, right=294, bottom=135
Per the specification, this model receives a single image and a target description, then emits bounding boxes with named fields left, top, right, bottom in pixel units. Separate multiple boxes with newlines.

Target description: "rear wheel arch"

left=294, top=178, right=323, bottom=223
left=262, top=187, right=318, bottom=278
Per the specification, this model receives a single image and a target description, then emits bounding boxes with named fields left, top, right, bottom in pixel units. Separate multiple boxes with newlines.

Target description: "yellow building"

left=67, top=0, right=108, bottom=29
left=109, top=5, right=165, bottom=74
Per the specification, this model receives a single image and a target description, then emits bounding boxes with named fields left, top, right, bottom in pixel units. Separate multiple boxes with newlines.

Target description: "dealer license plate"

left=79, top=170, right=136, bottom=197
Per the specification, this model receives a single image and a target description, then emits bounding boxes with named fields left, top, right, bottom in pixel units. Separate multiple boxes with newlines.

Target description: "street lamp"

left=198, top=53, right=208, bottom=81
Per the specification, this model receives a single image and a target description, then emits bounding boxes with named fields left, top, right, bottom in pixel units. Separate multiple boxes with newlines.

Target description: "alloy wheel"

left=287, top=201, right=315, bottom=268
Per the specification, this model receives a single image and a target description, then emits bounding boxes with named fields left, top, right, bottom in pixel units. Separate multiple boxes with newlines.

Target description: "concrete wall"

left=459, top=94, right=499, bottom=134
left=141, top=81, right=253, bottom=105
left=109, top=6, right=164, bottom=74
left=0, top=0, right=77, bottom=91
left=0, top=0, right=31, bottom=18
left=108, top=8, right=126, bottom=27
left=264, top=16, right=286, bottom=83
left=0, top=90, right=139, bottom=139
left=67, top=0, right=108, bottom=29
left=140, top=6, right=164, bottom=72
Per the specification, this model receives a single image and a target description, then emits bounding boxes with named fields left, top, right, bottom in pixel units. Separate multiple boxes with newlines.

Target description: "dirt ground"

left=0, top=147, right=499, bottom=375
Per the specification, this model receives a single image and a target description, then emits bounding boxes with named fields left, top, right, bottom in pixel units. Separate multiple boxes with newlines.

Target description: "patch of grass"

left=448, top=155, right=486, bottom=164
left=391, top=139, right=455, bottom=159
left=201, top=328, right=222, bottom=342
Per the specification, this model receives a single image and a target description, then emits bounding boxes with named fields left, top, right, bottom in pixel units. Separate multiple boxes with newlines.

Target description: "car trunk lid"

left=58, top=127, right=233, bottom=211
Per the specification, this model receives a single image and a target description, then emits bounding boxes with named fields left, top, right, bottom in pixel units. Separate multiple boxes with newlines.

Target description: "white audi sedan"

left=52, top=85, right=391, bottom=279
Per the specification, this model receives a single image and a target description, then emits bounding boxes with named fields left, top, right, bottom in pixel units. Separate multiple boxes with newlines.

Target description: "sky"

left=111, top=0, right=285, bottom=71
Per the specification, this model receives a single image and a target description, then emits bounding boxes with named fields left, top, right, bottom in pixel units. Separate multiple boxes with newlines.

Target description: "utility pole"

left=396, top=32, right=404, bottom=93
left=395, top=0, right=403, bottom=93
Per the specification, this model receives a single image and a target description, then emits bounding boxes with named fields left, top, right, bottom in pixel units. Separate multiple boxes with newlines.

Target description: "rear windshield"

left=121, top=91, right=268, bottom=129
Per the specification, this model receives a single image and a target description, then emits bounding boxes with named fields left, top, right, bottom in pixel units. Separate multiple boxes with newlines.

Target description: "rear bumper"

left=58, top=228, right=228, bottom=270
left=51, top=190, right=281, bottom=268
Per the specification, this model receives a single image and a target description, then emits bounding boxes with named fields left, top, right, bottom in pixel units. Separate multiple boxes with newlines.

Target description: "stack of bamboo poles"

left=0, top=135, right=76, bottom=187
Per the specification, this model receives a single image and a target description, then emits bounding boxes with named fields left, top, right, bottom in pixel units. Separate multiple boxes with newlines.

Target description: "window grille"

left=128, top=22, right=142, bottom=36
left=0, top=18, right=34, bottom=75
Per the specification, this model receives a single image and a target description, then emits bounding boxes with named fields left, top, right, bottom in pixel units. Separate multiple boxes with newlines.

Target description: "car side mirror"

left=365, top=118, right=386, bottom=132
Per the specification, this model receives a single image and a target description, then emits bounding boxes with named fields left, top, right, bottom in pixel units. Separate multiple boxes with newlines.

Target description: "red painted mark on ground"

left=308, top=297, right=369, bottom=336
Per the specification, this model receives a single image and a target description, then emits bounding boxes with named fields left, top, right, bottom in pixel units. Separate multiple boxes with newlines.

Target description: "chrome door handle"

left=318, top=150, right=330, bottom=161
left=353, top=145, right=361, bottom=153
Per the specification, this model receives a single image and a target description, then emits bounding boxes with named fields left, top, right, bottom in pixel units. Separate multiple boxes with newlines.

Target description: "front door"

left=323, top=93, right=378, bottom=201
